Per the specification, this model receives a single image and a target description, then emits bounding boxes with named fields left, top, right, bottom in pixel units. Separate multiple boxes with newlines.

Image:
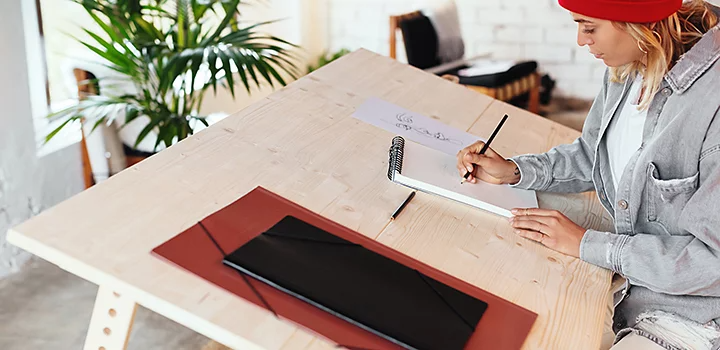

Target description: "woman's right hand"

left=456, top=141, right=521, bottom=185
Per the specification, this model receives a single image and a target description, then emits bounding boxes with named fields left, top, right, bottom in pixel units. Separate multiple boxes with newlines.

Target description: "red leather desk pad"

left=152, top=187, right=537, bottom=349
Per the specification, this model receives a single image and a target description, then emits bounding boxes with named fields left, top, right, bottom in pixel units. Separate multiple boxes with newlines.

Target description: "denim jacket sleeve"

left=581, top=106, right=720, bottom=296
left=507, top=70, right=608, bottom=193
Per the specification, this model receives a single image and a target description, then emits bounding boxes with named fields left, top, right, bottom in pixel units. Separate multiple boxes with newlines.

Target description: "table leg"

left=83, top=285, right=138, bottom=350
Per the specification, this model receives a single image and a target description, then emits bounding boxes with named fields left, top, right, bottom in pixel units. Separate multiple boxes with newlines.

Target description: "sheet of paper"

left=352, top=97, right=482, bottom=155
left=398, top=141, right=537, bottom=217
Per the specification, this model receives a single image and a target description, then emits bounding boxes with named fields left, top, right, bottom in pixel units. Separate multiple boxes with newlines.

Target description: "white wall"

left=327, top=0, right=720, bottom=99
left=327, top=0, right=608, bottom=99
left=0, top=0, right=84, bottom=278
left=39, top=0, right=720, bottom=106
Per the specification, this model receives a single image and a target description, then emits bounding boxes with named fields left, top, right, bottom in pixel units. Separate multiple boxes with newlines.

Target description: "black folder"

left=222, top=215, right=488, bottom=350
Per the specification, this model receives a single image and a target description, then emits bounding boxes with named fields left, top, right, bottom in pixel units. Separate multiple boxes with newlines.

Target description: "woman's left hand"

left=508, top=208, right=587, bottom=258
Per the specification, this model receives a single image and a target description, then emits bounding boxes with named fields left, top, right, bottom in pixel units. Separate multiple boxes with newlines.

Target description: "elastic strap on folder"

left=197, top=221, right=279, bottom=318
left=198, top=221, right=226, bottom=256
left=335, top=345, right=378, bottom=350
left=416, top=270, right=475, bottom=331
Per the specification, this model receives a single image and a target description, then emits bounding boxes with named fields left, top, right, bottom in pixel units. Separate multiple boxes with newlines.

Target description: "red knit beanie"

left=558, top=0, right=683, bottom=23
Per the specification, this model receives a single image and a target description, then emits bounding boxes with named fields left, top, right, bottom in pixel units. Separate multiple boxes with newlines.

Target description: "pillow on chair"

left=398, top=14, right=441, bottom=70
left=424, top=0, right=464, bottom=63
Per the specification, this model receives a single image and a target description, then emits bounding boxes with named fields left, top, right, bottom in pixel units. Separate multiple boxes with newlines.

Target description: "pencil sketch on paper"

left=391, top=113, right=463, bottom=146
left=352, top=97, right=483, bottom=155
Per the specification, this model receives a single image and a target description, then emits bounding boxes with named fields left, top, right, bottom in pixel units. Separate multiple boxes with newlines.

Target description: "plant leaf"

left=258, top=57, right=286, bottom=85
left=194, top=116, right=209, bottom=127
left=207, top=48, right=219, bottom=94
left=132, top=15, right=165, bottom=42
left=125, top=105, right=141, bottom=125
left=176, top=0, right=190, bottom=48
left=188, top=48, right=205, bottom=95
left=218, top=50, right=236, bottom=97
left=199, top=0, right=240, bottom=46
left=233, top=50, right=261, bottom=87
left=81, top=29, right=135, bottom=68
left=86, top=11, right=129, bottom=53
left=163, top=120, right=176, bottom=146
left=134, top=119, right=161, bottom=149
left=44, top=117, right=77, bottom=143
left=90, top=116, right=108, bottom=133
left=77, top=40, right=130, bottom=73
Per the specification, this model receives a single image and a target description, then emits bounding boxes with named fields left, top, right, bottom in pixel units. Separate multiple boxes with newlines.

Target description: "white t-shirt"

left=606, top=74, right=647, bottom=189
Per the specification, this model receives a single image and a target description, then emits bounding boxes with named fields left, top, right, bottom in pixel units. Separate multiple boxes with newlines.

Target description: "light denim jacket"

left=509, top=12, right=720, bottom=336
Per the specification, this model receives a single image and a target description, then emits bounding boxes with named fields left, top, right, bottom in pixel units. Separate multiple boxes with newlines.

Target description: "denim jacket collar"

left=665, top=18, right=720, bottom=94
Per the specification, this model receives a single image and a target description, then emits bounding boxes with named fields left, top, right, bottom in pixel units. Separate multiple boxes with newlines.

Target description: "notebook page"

left=396, top=141, right=537, bottom=217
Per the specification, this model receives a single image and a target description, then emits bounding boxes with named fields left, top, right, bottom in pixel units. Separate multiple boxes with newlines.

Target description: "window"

left=32, top=0, right=90, bottom=156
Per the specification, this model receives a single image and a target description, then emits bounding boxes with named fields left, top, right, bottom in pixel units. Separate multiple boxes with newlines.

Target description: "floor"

left=0, top=103, right=591, bottom=350
left=546, top=110, right=588, bottom=132
left=542, top=96, right=593, bottom=132
left=0, top=258, right=212, bottom=350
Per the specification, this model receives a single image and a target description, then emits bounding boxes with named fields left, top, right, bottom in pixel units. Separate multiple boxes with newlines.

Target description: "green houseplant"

left=306, top=48, right=350, bottom=73
left=47, top=0, right=300, bottom=151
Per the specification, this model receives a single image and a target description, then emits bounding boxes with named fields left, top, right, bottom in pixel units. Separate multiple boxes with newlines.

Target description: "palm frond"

left=48, top=0, right=301, bottom=149
left=199, top=0, right=241, bottom=46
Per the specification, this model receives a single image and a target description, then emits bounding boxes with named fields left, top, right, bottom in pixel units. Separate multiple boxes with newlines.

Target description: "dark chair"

left=389, top=10, right=540, bottom=114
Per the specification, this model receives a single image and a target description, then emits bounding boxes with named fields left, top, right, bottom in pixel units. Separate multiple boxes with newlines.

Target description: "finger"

left=468, top=141, right=486, bottom=153
left=510, top=215, right=556, bottom=227
left=457, top=148, right=471, bottom=162
left=514, top=229, right=546, bottom=244
left=510, top=217, right=548, bottom=233
left=457, top=157, right=476, bottom=174
left=511, top=208, right=562, bottom=217
left=457, top=144, right=480, bottom=160
left=457, top=163, right=475, bottom=182
left=460, top=154, right=477, bottom=173
left=472, top=141, right=501, bottom=157
left=457, top=163, right=468, bottom=177
left=463, top=141, right=503, bottom=160
left=464, top=153, right=493, bottom=169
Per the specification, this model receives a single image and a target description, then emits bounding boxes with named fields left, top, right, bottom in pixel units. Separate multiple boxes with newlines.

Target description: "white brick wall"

left=327, top=0, right=609, bottom=99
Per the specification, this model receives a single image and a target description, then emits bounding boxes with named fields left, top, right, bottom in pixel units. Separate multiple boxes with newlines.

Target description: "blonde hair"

left=610, top=0, right=718, bottom=110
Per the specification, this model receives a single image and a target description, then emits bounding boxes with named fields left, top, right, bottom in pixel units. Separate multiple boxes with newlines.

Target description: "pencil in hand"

left=461, top=114, right=509, bottom=184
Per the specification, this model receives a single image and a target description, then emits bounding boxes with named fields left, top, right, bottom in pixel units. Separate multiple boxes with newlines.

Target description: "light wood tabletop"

left=8, top=49, right=613, bottom=350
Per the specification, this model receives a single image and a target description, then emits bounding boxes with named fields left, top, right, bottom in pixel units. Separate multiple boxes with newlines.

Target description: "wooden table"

left=8, top=49, right=614, bottom=350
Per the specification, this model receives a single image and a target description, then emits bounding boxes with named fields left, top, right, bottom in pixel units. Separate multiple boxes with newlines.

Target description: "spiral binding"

left=387, top=136, right=405, bottom=181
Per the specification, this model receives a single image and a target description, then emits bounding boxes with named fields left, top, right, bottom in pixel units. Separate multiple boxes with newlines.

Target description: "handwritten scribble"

left=394, top=123, right=463, bottom=145
left=395, top=123, right=412, bottom=131
left=395, top=113, right=414, bottom=124
left=353, top=97, right=478, bottom=155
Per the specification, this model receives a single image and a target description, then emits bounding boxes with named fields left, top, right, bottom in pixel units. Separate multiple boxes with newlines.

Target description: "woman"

left=456, top=0, right=720, bottom=349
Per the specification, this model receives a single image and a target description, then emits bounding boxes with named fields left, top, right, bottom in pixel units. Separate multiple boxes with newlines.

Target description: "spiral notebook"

left=388, top=136, right=538, bottom=217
